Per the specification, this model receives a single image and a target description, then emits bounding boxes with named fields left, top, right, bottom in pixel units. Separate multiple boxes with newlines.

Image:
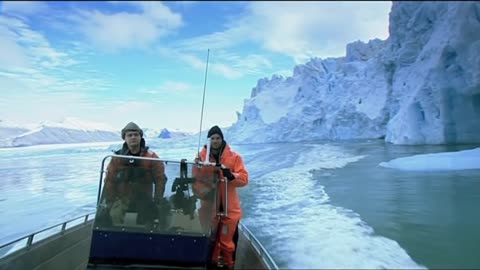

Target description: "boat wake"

left=241, top=143, right=425, bottom=269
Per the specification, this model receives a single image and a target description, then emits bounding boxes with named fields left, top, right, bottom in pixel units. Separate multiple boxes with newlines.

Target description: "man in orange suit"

left=193, top=125, right=249, bottom=270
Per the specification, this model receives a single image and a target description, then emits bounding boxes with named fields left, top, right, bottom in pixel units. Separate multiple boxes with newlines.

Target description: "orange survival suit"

left=193, top=140, right=249, bottom=269
left=103, top=139, right=166, bottom=206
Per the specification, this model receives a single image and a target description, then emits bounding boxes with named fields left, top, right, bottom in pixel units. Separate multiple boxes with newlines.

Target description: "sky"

left=0, top=1, right=392, bottom=133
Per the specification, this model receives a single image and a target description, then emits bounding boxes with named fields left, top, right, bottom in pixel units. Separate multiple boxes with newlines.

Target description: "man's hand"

left=221, top=167, right=235, bottom=181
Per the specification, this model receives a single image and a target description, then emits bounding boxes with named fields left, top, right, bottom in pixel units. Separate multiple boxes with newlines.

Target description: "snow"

left=157, top=128, right=193, bottom=139
left=0, top=118, right=194, bottom=148
left=0, top=118, right=120, bottom=148
left=142, top=127, right=162, bottom=138
left=0, top=119, right=30, bottom=143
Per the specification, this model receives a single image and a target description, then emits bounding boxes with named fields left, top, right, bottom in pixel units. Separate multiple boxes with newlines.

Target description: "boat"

left=0, top=154, right=278, bottom=270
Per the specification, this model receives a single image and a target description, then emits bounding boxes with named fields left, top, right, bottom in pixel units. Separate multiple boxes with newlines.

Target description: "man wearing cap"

left=193, top=125, right=249, bottom=270
left=101, top=122, right=166, bottom=225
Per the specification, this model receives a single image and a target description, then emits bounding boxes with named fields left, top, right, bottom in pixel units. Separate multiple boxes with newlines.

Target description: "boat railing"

left=238, top=222, right=279, bottom=270
left=0, top=211, right=280, bottom=269
left=0, top=211, right=96, bottom=258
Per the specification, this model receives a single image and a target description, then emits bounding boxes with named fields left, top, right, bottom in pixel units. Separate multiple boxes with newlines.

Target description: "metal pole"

left=196, top=49, right=210, bottom=161
left=224, top=177, right=228, bottom=217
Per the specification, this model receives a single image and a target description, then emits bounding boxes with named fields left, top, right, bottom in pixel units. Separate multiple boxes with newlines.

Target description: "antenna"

left=196, top=49, right=210, bottom=161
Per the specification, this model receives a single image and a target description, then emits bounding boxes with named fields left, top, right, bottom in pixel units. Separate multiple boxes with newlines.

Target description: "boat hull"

left=0, top=220, right=274, bottom=270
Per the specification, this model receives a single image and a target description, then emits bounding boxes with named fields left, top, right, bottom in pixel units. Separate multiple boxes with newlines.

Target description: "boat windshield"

left=93, top=155, right=219, bottom=237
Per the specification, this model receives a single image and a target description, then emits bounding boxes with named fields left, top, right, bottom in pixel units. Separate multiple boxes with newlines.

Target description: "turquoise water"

left=316, top=141, right=480, bottom=269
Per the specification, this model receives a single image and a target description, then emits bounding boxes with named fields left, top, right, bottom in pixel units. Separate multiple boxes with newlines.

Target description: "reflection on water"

left=0, top=151, right=101, bottom=243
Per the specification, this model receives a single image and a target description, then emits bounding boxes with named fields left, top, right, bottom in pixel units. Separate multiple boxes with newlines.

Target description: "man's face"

left=125, top=131, right=141, bottom=148
left=210, top=134, right=222, bottom=150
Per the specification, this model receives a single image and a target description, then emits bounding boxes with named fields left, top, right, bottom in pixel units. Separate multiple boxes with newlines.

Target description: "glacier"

left=0, top=118, right=121, bottom=148
left=0, top=118, right=193, bottom=148
left=227, top=1, right=480, bottom=145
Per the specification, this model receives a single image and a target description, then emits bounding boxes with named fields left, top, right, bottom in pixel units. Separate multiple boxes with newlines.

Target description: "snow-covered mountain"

left=142, top=128, right=162, bottom=138
left=136, top=128, right=193, bottom=139
left=228, top=1, right=480, bottom=145
left=0, top=118, right=121, bottom=148
left=157, top=128, right=192, bottom=139
left=0, top=120, right=31, bottom=147
left=0, top=118, right=196, bottom=148
left=0, top=120, right=30, bottom=138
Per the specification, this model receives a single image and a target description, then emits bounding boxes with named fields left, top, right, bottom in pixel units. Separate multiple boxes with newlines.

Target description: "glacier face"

left=227, top=1, right=480, bottom=145
left=383, top=1, right=480, bottom=144
left=228, top=39, right=390, bottom=144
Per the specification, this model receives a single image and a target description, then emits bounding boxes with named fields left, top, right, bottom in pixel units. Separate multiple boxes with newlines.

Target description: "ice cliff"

left=228, top=1, right=480, bottom=145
